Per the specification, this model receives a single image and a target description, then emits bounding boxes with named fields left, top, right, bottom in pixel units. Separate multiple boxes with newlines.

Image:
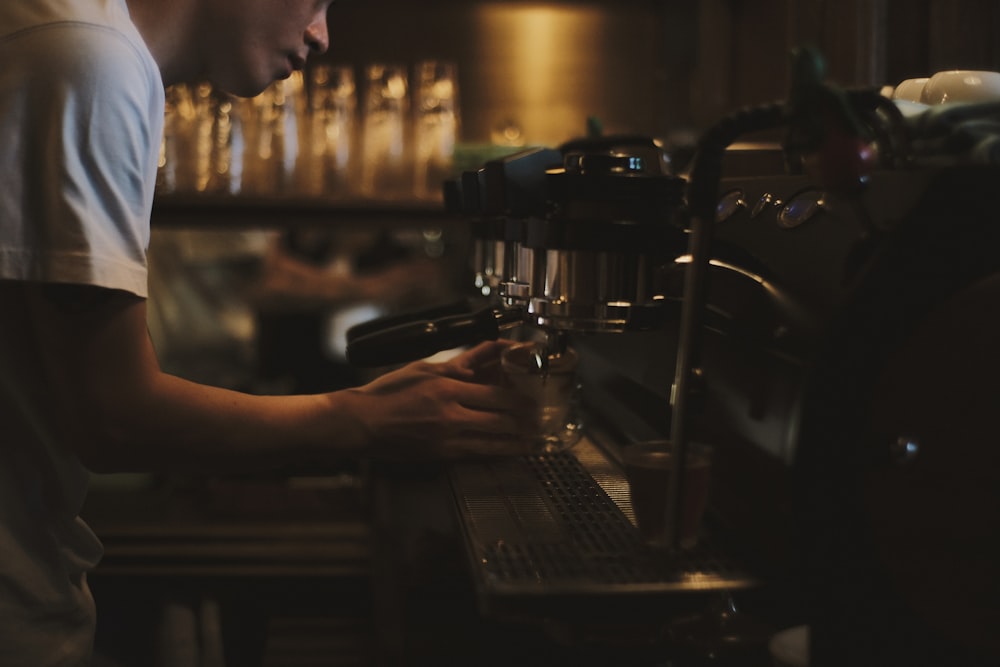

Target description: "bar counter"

left=82, top=422, right=791, bottom=666
left=83, top=469, right=376, bottom=665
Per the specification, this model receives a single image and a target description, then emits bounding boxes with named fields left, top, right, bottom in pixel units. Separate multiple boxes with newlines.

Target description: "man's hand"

left=342, top=340, right=536, bottom=460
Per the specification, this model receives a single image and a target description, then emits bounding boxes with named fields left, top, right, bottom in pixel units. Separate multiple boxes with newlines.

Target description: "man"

left=0, top=0, right=529, bottom=663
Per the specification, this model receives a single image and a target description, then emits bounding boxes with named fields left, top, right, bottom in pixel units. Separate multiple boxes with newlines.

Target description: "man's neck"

left=125, top=0, right=202, bottom=86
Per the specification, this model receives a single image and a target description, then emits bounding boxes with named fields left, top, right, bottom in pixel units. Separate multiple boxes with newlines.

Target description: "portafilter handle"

left=345, top=303, right=524, bottom=367
left=345, top=300, right=471, bottom=342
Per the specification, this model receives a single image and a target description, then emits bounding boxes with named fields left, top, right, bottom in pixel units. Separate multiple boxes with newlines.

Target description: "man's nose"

left=306, top=15, right=329, bottom=55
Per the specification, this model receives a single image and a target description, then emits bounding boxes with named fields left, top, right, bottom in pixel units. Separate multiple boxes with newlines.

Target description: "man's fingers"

left=453, top=382, right=535, bottom=416
left=448, top=340, right=515, bottom=372
left=452, top=400, right=539, bottom=438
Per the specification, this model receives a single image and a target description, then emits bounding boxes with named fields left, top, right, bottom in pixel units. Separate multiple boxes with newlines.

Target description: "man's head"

left=130, top=0, right=334, bottom=97
left=201, top=0, right=332, bottom=96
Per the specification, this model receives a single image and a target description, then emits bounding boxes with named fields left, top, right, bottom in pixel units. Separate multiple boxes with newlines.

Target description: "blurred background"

left=318, top=0, right=998, bottom=146
left=88, top=1, right=1000, bottom=665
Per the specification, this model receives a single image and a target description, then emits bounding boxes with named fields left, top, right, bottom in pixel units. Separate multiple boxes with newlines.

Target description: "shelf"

left=151, top=193, right=458, bottom=229
left=85, top=474, right=372, bottom=578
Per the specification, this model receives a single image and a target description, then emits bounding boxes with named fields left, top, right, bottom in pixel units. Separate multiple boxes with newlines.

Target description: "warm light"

left=473, top=3, right=605, bottom=144
left=680, top=571, right=725, bottom=589
left=675, top=255, right=767, bottom=286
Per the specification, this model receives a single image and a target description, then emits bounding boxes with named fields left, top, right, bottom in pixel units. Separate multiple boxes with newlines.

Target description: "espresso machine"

left=345, top=135, right=687, bottom=366
left=348, top=48, right=1000, bottom=666
left=347, top=133, right=777, bottom=665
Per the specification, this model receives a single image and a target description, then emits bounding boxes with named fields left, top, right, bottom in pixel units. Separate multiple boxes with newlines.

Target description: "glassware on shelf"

left=412, top=60, right=459, bottom=201
left=190, top=82, right=216, bottom=193
left=242, top=72, right=306, bottom=196
left=156, top=85, right=182, bottom=194
left=158, top=83, right=202, bottom=194
left=158, top=82, right=246, bottom=196
left=300, top=64, right=356, bottom=198
left=206, top=89, right=244, bottom=195
left=156, top=60, right=459, bottom=201
left=358, top=63, right=410, bottom=199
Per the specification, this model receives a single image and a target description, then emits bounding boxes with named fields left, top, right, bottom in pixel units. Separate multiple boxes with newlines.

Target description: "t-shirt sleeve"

left=0, top=22, right=164, bottom=297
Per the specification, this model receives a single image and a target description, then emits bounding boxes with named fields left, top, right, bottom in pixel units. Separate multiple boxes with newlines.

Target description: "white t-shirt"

left=0, top=0, right=163, bottom=664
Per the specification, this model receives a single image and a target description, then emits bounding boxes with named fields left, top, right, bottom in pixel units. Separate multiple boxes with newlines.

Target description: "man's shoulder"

left=3, top=0, right=129, bottom=38
left=3, top=12, right=159, bottom=110
left=2, top=0, right=152, bottom=71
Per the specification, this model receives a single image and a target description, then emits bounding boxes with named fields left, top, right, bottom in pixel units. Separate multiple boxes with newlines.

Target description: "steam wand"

left=665, top=47, right=884, bottom=551
left=665, top=102, right=786, bottom=552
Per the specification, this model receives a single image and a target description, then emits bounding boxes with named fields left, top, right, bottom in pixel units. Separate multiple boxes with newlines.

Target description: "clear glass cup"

left=412, top=60, right=459, bottom=201
left=206, top=90, right=244, bottom=195
left=242, top=72, right=305, bottom=195
left=301, top=64, right=356, bottom=198
left=156, top=85, right=183, bottom=194
left=622, top=440, right=712, bottom=550
left=157, top=83, right=245, bottom=195
left=500, top=341, right=582, bottom=454
left=358, top=63, right=410, bottom=199
left=160, top=83, right=202, bottom=193
left=190, top=82, right=216, bottom=193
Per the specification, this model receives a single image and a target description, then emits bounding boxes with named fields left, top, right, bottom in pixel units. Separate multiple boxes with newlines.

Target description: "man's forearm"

left=79, top=372, right=370, bottom=474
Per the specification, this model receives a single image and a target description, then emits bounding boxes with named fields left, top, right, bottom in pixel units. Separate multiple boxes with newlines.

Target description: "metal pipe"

left=665, top=103, right=787, bottom=551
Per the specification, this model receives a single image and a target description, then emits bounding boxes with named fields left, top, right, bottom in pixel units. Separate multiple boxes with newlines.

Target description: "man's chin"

left=209, top=73, right=274, bottom=99
left=221, top=83, right=268, bottom=98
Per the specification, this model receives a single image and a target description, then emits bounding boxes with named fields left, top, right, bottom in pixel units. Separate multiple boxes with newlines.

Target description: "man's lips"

left=276, top=53, right=307, bottom=81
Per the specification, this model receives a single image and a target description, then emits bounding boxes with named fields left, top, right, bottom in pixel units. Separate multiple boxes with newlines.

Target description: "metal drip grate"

left=450, top=446, right=753, bottom=605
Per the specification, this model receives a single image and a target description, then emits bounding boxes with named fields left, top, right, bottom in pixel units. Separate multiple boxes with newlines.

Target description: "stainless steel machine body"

left=525, top=150, right=685, bottom=333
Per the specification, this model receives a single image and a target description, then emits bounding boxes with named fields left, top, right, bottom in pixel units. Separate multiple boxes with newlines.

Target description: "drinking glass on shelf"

left=242, top=72, right=305, bottom=195
left=159, top=82, right=246, bottom=195
left=301, top=64, right=356, bottom=198
left=358, top=63, right=410, bottom=199
left=160, top=83, right=201, bottom=193
left=412, top=60, right=459, bottom=201
left=190, top=82, right=216, bottom=193
left=156, top=85, right=183, bottom=194
left=207, top=90, right=244, bottom=195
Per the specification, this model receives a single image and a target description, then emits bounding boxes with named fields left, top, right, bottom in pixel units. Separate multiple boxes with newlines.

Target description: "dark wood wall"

left=691, top=0, right=1000, bottom=129
left=314, top=1, right=1000, bottom=142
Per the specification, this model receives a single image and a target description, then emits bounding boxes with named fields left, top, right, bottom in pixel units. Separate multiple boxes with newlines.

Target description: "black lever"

left=345, top=300, right=472, bottom=344
left=345, top=304, right=521, bottom=367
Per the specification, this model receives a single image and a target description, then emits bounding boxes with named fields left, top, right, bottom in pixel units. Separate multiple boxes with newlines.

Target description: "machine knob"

left=888, top=436, right=920, bottom=465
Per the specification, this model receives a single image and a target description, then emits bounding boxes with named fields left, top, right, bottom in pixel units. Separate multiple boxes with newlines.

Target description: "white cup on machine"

left=892, top=70, right=1000, bottom=105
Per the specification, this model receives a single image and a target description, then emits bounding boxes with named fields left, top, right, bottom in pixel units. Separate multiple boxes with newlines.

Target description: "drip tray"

left=448, top=439, right=757, bottom=620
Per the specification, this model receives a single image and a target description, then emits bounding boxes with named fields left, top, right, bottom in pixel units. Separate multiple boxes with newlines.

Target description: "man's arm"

left=4, top=281, right=530, bottom=474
